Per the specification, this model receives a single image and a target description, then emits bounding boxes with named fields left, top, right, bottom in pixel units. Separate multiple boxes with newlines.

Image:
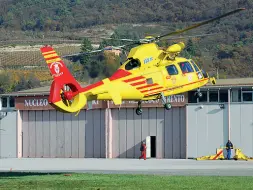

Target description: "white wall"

left=0, top=111, right=17, bottom=158
left=187, top=103, right=253, bottom=158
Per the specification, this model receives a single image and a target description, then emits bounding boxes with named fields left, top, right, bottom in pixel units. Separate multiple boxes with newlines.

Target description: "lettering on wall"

left=24, top=99, right=48, bottom=107
left=108, top=94, right=185, bottom=105
left=16, top=93, right=186, bottom=110
left=167, top=95, right=185, bottom=103
left=92, top=100, right=99, bottom=105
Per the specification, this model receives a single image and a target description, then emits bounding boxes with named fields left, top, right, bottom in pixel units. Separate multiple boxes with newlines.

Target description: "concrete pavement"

left=1, top=158, right=253, bottom=176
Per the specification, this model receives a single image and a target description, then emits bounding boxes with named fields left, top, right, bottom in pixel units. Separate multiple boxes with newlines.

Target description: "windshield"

left=125, top=59, right=141, bottom=70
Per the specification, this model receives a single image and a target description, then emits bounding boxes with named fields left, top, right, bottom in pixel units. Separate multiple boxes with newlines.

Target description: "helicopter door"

left=165, top=64, right=180, bottom=87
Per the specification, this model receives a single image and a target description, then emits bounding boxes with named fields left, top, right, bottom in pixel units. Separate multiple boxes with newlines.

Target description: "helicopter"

left=40, top=8, right=245, bottom=116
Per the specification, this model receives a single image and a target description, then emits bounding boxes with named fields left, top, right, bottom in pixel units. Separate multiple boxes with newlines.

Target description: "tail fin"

left=40, top=45, right=86, bottom=113
left=40, top=45, right=78, bottom=83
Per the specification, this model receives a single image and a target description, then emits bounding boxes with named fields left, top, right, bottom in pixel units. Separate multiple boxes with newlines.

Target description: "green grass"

left=0, top=172, right=253, bottom=190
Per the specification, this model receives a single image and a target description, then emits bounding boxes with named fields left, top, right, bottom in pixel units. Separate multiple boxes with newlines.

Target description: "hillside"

left=0, top=0, right=252, bottom=32
left=0, top=0, right=252, bottom=84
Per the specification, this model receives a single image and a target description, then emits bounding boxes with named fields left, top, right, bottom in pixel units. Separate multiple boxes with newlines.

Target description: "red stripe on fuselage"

left=80, top=81, right=104, bottom=93
left=130, top=81, right=146, bottom=86
left=123, top=76, right=145, bottom=83
left=145, top=89, right=166, bottom=96
left=141, top=87, right=163, bottom=93
left=136, top=83, right=158, bottom=90
left=109, top=69, right=132, bottom=81
left=144, top=78, right=209, bottom=96
left=167, top=78, right=208, bottom=91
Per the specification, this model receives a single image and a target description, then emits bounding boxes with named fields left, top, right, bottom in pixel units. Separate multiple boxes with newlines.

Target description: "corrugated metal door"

left=21, top=109, right=105, bottom=158
left=230, top=104, right=253, bottom=157
left=0, top=111, right=17, bottom=158
left=111, top=107, right=186, bottom=159
left=186, top=105, right=227, bottom=158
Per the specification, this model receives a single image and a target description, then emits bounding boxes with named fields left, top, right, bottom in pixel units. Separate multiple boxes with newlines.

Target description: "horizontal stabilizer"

left=110, top=92, right=122, bottom=105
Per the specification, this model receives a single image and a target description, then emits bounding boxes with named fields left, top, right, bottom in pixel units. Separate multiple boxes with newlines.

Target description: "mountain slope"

left=0, top=0, right=251, bottom=31
left=0, top=0, right=252, bottom=78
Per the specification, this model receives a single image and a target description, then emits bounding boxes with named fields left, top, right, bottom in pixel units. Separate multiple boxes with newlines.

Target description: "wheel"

left=164, top=103, right=172, bottom=110
left=197, top=92, right=202, bottom=98
left=136, top=108, right=142, bottom=115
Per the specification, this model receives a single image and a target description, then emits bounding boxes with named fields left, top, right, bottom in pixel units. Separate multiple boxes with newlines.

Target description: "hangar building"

left=0, top=78, right=252, bottom=159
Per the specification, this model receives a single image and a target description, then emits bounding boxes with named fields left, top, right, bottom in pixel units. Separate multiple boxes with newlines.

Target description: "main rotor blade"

left=156, top=8, right=246, bottom=40
left=61, top=49, right=103, bottom=58
left=82, top=36, right=138, bottom=42
left=160, top=33, right=220, bottom=41
left=99, top=37, right=139, bottom=42
left=61, top=44, right=133, bottom=58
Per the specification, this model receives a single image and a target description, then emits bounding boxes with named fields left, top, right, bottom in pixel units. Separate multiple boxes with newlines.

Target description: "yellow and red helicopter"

left=40, top=8, right=245, bottom=115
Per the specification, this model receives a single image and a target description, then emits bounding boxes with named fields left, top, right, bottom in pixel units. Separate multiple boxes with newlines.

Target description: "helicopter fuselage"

left=89, top=43, right=211, bottom=101
left=40, top=43, right=215, bottom=115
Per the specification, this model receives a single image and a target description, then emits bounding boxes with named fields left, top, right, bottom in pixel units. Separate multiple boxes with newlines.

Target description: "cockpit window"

left=166, top=65, right=178, bottom=75
left=190, top=60, right=200, bottom=72
left=179, top=61, right=194, bottom=73
left=125, top=59, right=141, bottom=70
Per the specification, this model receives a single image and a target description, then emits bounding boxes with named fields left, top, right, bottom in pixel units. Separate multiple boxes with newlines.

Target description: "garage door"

left=111, top=107, right=186, bottom=159
left=21, top=109, right=105, bottom=158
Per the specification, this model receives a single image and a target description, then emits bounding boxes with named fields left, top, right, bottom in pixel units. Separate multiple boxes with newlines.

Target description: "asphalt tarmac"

left=1, top=158, right=253, bottom=176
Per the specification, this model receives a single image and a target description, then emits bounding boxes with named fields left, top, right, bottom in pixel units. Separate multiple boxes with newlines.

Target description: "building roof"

left=204, top=77, right=253, bottom=88
left=1, top=77, right=253, bottom=97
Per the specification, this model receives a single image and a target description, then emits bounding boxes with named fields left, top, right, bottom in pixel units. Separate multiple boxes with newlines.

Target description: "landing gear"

left=136, top=108, right=142, bottom=115
left=160, top=92, right=172, bottom=110
left=136, top=101, right=143, bottom=115
left=164, top=102, right=172, bottom=110
left=195, top=88, right=202, bottom=98
left=135, top=93, right=172, bottom=116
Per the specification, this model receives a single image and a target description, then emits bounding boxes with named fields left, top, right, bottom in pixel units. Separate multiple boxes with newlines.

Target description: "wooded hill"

left=0, top=0, right=252, bottom=32
left=0, top=0, right=252, bottom=83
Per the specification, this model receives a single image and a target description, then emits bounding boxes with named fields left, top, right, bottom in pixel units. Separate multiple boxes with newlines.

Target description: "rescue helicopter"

left=40, top=8, right=245, bottom=115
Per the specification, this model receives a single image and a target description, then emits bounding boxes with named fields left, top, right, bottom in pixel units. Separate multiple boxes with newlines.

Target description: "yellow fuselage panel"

left=85, top=74, right=146, bottom=101
left=96, top=80, right=144, bottom=100
left=126, top=43, right=163, bottom=68
left=127, top=43, right=160, bottom=59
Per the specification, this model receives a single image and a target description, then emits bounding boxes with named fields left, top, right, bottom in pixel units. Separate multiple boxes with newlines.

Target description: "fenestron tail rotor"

left=60, top=84, right=74, bottom=107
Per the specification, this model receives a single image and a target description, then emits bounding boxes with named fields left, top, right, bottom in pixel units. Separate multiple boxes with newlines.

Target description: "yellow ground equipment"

left=233, top=149, right=253, bottom=161
left=196, top=148, right=225, bottom=160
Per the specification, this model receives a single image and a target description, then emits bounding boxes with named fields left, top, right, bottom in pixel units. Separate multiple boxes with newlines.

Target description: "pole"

left=228, top=88, right=231, bottom=140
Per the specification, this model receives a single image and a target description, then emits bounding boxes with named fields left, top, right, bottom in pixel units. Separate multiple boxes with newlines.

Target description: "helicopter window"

left=146, top=78, right=153, bottom=84
left=179, top=62, right=194, bottom=73
left=125, top=59, right=141, bottom=70
left=190, top=60, right=200, bottom=72
left=166, top=65, right=178, bottom=75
